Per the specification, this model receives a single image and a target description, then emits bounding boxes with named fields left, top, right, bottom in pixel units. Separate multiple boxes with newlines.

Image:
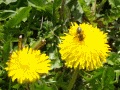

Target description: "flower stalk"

left=67, top=67, right=79, bottom=90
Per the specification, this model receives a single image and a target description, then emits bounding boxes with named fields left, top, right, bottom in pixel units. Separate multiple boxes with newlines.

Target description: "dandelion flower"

left=59, top=23, right=110, bottom=71
left=5, top=47, right=51, bottom=84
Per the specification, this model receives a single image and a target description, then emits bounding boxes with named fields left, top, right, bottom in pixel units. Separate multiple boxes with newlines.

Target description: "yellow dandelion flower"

left=5, top=47, right=51, bottom=84
left=59, top=23, right=110, bottom=71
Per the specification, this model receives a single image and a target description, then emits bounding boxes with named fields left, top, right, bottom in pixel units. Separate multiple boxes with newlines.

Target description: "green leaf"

left=12, top=84, right=20, bottom=89
left=35, top=84, right=57, bottom=90
left=114, top=70, right=120, bottom=83
left=0, top=0, right=3, bottom=4
left=2, top=40, right=11, bottom=61
left=67, top=0, right=83, bottom=22
left=0, top=32, right=4, bottom=40
left=5, top=7, right=31, bottom=28
left=85, top=70, right=103, bottom=83
left=0, top=0, right=17, bottom=4
left=101, top=67, right=115, bottom=90
left=0, top=25, right=4, bottom=40
left=28, top=0, right=45, bottom=6
left=108, top=0, right=120, bottom=8
left=78, top=0, right=95, bottom=22
left=0, top=10, right=15, bottom=21
left=53, top=0, right=61, bottom=9
left=28, top=0, right=50, bottom=11
left=108, top=0, right=116, bottom=7
left=107, top=52, right=120, bottom=65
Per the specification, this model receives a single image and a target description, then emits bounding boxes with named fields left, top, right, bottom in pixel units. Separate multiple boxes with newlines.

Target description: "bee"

left=76, top=27, right=84, bottom=41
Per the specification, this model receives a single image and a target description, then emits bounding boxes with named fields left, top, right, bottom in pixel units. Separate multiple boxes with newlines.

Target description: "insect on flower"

left=58, top=23, right=110, bottom=71
left=76, top=26, right=84, bottom=41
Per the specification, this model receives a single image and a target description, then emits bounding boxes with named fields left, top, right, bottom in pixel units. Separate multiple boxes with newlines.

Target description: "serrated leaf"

left=86, top=70, right=103, bottom=82
left=0, top=10, right=15, bottom=21
left=107, top=52, right=119, bottom=63
left=78, top=0, right=95, bottom=22
left=5, top=7, right=31, bottom=28
left=28, top=0, right=47, bottom=11
left=101, top=67, right=115, bottom=89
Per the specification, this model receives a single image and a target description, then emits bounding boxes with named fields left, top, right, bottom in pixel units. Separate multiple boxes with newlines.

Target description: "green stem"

left=67, top=67, right=79, bottom=90
left=29, top=83, right=34, bottom=90
left=26, top=83, right=30, bottom=90
left=8, top=79, right=12, bottom=90
left=26, top=83, right=34, bottom=90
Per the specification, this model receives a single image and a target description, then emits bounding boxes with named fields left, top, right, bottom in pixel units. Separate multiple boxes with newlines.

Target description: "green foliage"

left=5, top=7, right=31, bottom=28
left=0, top=0, right=120, bottom=90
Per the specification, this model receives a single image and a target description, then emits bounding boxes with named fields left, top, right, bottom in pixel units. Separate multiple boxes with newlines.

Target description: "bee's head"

left=77, top=27, right=82, bottom=34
